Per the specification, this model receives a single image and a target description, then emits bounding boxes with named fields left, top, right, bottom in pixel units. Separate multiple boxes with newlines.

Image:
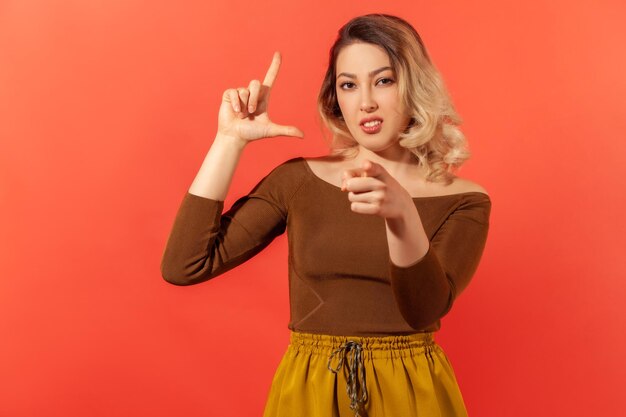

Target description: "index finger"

left=342, top=168, right=368, bottom=180
left=340, top=168, right=366, bottom=191
left=262, top=51, right=282, bottom=88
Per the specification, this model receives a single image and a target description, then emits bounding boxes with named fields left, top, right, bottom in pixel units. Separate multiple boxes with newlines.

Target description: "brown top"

left=161, top=156, right=491, bottom=336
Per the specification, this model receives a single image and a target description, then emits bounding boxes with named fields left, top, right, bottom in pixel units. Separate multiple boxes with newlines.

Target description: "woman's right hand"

left=217, top=51, right=305, bottom=145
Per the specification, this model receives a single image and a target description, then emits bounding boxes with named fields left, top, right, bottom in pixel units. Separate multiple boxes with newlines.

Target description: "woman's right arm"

left=190, top=50, right=303, bottom=201
left=161, top=51, right=304, bottom=285
left=187, top=132, right=247, bottom=201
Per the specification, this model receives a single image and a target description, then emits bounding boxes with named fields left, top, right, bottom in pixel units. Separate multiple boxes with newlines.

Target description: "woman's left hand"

left=341, top=159, right=415, bottom=220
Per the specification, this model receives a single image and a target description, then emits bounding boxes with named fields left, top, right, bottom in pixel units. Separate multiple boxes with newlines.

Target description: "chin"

left=348, top=125, right=400, bottom=148
left=359, top=139, right=398, bottom=152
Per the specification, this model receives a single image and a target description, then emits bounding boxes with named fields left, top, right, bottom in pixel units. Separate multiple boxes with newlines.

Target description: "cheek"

left=381, top=90, right=401, bottom=109
left=336, top=94, right=351, bottom=112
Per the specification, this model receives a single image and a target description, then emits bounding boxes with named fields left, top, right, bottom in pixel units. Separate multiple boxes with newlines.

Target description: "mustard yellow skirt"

left=262, top=330, right=468, bottom=417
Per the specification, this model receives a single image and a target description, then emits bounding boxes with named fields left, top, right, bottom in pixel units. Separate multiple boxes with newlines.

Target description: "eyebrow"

left=336, top=66, right=393, bottom=79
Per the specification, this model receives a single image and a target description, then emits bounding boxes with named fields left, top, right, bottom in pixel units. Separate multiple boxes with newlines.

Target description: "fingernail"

left=248, top=105, right=254, bottom=113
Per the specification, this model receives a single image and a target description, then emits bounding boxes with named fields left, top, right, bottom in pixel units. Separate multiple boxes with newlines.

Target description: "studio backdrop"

left=1, top=1, right=624, bottom=416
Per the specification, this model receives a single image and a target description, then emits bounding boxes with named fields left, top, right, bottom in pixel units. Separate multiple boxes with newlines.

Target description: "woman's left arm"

left=386, top=195, right=491, bottom=330
left=342, top=159, right=491, bottom=330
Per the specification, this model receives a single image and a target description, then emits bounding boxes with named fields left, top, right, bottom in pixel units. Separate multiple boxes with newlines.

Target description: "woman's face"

left=335, top=42, right=411, bottom=152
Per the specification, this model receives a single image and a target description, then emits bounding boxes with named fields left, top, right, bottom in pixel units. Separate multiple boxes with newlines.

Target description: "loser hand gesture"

left=217, top=51, right=304, bottom=144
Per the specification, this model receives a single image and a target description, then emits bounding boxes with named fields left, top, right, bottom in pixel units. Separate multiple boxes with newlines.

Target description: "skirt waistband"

left=289, top=330, right=437, bottom=417
left=289, top=330, right=436, bottom=358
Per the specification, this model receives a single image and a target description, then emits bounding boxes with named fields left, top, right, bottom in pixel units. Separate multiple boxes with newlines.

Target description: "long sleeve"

left=160, top=159, right=301, bottom=286
left=388, top=194, right=491, bottom=329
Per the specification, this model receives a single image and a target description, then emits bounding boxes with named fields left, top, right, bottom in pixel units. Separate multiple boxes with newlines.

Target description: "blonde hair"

left=317, top=14, right=470, bottom=184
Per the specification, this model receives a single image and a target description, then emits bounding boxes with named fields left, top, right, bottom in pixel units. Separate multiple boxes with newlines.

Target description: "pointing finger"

left=341, top=168, right=362, bottom=191
left=360, top=160, right=382, bottom=177
left=343, top=160, right=379, bottom=180
left=342, top=168, right=364, bottom=180
left=341, top=161, right=379, bottom=191
left=263, top=51, right=281, bottom=88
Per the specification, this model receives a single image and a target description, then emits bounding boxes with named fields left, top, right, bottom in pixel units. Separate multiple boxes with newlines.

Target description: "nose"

left=360, top=87, right=378, bottom=112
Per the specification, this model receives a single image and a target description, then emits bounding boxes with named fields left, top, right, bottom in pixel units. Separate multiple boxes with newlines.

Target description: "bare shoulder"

left=450, top=176, right=490, bottom=197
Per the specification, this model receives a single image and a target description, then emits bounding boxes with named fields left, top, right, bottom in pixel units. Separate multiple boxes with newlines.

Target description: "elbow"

left=160, top=260, right=213, bottom=286
left=160, top=255, right=184, bottom=285
left=161, top=265, right=193, bottom=286
left=400, top=307, right=446, bottom=331
left=162, top=273, right=193, bottom=286
left=160, top=244, right=217, bottom=285
left=395, top=288, right=455, bottom=330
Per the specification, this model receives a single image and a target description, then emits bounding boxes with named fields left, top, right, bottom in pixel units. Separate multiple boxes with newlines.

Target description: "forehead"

left=336, top=42, right=391, bottom=73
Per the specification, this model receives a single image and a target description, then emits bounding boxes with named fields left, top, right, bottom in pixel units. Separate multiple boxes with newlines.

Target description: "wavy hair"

left=317, top=13, right=470, bottom=184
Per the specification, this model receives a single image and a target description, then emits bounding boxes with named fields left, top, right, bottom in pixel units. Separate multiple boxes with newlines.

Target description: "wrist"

left=389, top=192, right=418, bottom=221
left=385, top=195, right=420, bottom=231
left=214, top=132, right=247, bottom=151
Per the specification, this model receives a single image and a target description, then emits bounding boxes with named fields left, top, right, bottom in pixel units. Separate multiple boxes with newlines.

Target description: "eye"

left=338, top=78, right=394, bottom=90
left=339, top=82, right=355, bottom=90
left=377, top=77, right=394, bottom=85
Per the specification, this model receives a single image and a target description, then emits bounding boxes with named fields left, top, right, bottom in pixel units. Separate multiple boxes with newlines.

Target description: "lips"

left=360, top=119, right=383, bottom=134
left=360, top=116, right=384, bottom=125
left=360, top=116, right=383, bottom=134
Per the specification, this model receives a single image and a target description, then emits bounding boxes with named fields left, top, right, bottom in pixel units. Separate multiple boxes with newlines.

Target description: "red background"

left=1, top=1, right=625, bottom=416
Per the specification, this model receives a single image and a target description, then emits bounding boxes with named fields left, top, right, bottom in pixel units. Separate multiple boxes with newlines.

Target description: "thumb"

left=267, top=122, right=305, bottom=139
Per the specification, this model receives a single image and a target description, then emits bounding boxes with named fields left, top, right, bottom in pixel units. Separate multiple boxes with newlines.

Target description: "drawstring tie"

left=327, top=340, right=369, bottom=416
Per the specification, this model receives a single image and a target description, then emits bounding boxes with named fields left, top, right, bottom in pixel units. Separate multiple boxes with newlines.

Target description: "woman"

left=161, top=13, right=490, bottom=417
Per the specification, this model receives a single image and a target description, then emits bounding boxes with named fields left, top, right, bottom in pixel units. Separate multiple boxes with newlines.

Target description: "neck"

left=348, top=145, right=425, bottom=180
